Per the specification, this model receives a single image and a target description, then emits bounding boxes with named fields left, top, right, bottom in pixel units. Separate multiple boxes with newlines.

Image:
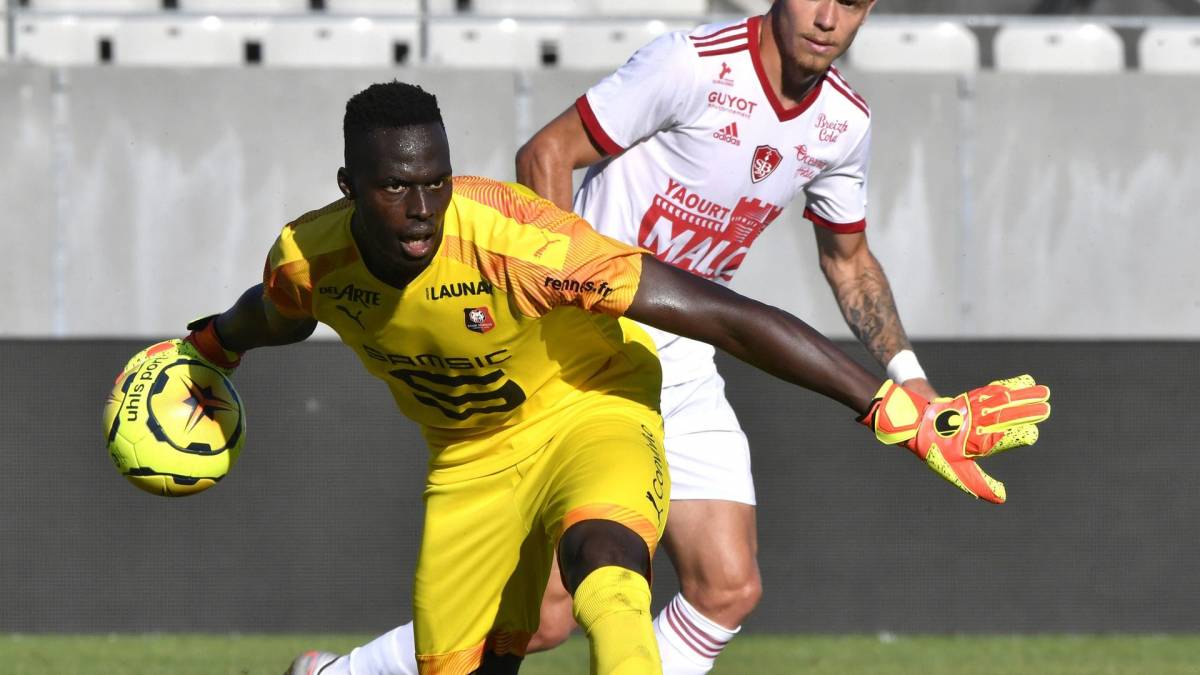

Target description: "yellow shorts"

left=412, top=395, right=668, bottom=675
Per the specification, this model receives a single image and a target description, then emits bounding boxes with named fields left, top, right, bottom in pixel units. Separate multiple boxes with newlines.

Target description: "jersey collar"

left=748, top=14, right=825, bottom=123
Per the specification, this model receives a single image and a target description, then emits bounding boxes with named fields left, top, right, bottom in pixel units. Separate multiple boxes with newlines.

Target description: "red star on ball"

left=181, top=378, right=236, bottom=431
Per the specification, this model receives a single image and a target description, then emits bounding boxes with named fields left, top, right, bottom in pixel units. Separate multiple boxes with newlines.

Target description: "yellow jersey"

left=263, top=176, right=662, bottom=477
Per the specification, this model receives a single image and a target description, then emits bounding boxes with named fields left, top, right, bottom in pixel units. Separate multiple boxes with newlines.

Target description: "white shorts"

left=660, top=369, right=756, bottom=505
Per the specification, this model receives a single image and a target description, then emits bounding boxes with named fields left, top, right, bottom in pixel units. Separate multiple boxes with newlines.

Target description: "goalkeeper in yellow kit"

left=164, top=81, right=1050, bottom=675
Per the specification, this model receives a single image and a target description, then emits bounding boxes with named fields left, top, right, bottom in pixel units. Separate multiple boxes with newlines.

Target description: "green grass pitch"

left=3, top=634, right=1199, bottom=674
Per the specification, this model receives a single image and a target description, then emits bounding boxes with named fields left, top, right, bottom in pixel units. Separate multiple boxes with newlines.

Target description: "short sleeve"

left=450, top=178, right=646, bottom=319
left=262, top=235, right=315, bottom=320
left=803, top=123, right=871, bottom=234
left=525, top=218, right=646, bottom=317
left=576, top=30, right=701, bottom=155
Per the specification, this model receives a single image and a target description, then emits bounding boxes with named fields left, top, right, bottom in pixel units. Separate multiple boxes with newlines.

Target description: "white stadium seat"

left=427, top=0, right=582, bottom=16
left=108, top=17, right=267, bottom=65
left=427, top=0, right=707, bottom=17
left=993, top=22, right=1124, bottom=73
left=555, top=20, right=690, bottom=68
left=426, top=18, right=546, bottom=68
left=323, top=0, right=420, bottom=14
left=24, top=0, right=163, bottom=10
left=260, top=17, right=418, bottom=66
left=595, top=0, right=706, bottom=17
left=846, top=21, right=978, bottom=73
left=1139, top=25, right=1200, bottom=73
left=14, top=16, right=120, bottom=65
left=175, top=0, right=309, bottom=14
left=426, top=18, right=686, bottom=69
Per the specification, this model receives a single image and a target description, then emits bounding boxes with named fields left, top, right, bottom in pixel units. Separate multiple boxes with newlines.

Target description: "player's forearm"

left=211, top=284, right=315, bottom=353
left=821, top=251, right=913, bottom=368
left=627, top=259, right=880, bottom=414
left=515, top=140, right=576, bottom=211
left=706, top=299, right=881, bottom=414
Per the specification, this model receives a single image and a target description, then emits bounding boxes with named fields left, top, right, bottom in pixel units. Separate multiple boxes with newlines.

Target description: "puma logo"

left=533, top=230, right=560, bottom=259
left=336, top=305, right=365, bottom=329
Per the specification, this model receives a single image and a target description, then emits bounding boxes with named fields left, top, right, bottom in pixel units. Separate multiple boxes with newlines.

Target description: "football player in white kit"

left=290, top=1, right=939, bottom=674
left=516, top=2, right=943, bottom=672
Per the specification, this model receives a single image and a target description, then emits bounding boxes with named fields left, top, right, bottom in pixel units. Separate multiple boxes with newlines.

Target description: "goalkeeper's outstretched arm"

left=625, top=255, right=1051, bottom=503
left=626, top=255, right=881, bottom=414
left=207, top=283, right=317, bottom=355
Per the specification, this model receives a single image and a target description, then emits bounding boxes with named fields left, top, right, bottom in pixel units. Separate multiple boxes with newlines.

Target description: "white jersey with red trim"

left=573, top=15, right=872, bottom=386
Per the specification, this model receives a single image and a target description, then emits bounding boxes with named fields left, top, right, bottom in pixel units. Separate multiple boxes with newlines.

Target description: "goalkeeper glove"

left=860, top=375, right=1051, bottom=504
left=110, top=316, right=242, bottom=390
left=181, top=314, right=243, bottom=374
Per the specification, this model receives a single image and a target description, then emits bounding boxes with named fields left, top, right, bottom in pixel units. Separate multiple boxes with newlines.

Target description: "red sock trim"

left=664, top=597, right=726, bottom=659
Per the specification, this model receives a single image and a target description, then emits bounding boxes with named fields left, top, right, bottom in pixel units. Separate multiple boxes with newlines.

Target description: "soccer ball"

left=103, top=341, right=245, bottom=497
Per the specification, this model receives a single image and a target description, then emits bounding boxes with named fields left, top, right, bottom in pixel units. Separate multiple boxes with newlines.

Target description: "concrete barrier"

left=1, top=65, right=1198, bottom=338
left=1, top=339, right=1196, bottom=632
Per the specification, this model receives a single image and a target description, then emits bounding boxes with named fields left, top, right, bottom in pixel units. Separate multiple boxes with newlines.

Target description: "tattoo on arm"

left=830, top=254, right=913, bottom=367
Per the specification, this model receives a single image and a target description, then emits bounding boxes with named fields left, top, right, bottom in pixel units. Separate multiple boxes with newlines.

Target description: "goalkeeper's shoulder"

left=269, top=198, right=357, bottom=268
left=265, top=199, right=359, bottom=313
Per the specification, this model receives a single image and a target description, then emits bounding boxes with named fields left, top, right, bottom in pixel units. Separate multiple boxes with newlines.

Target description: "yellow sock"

left=571, top=565, right=661, bottom=675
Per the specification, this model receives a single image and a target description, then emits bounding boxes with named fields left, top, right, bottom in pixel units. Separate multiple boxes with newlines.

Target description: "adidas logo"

left=712, top=122, right=742, bottom=146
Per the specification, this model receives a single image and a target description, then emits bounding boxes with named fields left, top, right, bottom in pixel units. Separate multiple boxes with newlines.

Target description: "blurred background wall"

left=4, top=66, right=1200, bottom=339
left=2, top=0, right=1199, bottom=635
left=3, top=0, right=1199, bottom=339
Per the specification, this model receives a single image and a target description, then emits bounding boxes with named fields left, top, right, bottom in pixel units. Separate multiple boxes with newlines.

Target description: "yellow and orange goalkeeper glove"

left=181, top=314, right=243, bottom=375
left=859, top=375, right=1051, bottom=504
left=113, top=315, right=242, bottom=386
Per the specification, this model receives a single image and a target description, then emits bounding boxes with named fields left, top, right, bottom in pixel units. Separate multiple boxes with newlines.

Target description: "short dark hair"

left=343, top=80, right=444, bottom=152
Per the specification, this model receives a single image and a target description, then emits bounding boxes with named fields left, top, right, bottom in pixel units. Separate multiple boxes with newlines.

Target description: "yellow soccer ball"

left=103, top=341, right=245, bottom=497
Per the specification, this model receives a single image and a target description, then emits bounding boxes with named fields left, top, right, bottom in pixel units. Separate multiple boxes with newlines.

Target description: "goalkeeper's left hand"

left=859, top=375, right=1051, bottom=504
left=181, top=314, right=243, bottom=375
left=114, top=315, right=242, bottom=385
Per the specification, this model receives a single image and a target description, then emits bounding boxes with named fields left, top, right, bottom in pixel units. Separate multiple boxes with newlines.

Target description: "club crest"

left=751, top=145, right=783, bottom=183
left=464, top=306, right=495, bottom=333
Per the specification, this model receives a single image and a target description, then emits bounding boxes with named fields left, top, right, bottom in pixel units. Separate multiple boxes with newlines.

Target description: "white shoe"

left=286, top=650, right=342, bottom=675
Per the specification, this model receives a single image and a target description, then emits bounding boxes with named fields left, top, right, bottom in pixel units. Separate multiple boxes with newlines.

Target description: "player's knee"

left=558, top=520, right=651, bottom=593
left=733, top=570, right=764, bottom=616
left=681, top=565, right=763, bottom=623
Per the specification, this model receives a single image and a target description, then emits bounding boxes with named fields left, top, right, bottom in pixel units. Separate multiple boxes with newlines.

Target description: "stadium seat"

left=175, top=0, right=310, bottom=14
left=993, top=22, right=1124, bottom=73
left=846, top=21, right=978, bottom=73
left=426, top=18, right=689, bottom=69
left=108, top=17, right=267, bottom=65
left=1139, top=25, right=1200, bottom=73
left=24, top=0, right=162, bottom=11
left=260, top=17, right=418, bottom=66
left=323, top=0, right=420, bottom=14
left=595, top=0, right=706, bottom=16
left=427, top=0, right=580, bottom=15
left=426, top=0, right=706, bottom=16
left=13, top=15, right=120, bottom=65
left=426, top=18, right=546, bottom=68
left=556, top=20, right=691, bottom=68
